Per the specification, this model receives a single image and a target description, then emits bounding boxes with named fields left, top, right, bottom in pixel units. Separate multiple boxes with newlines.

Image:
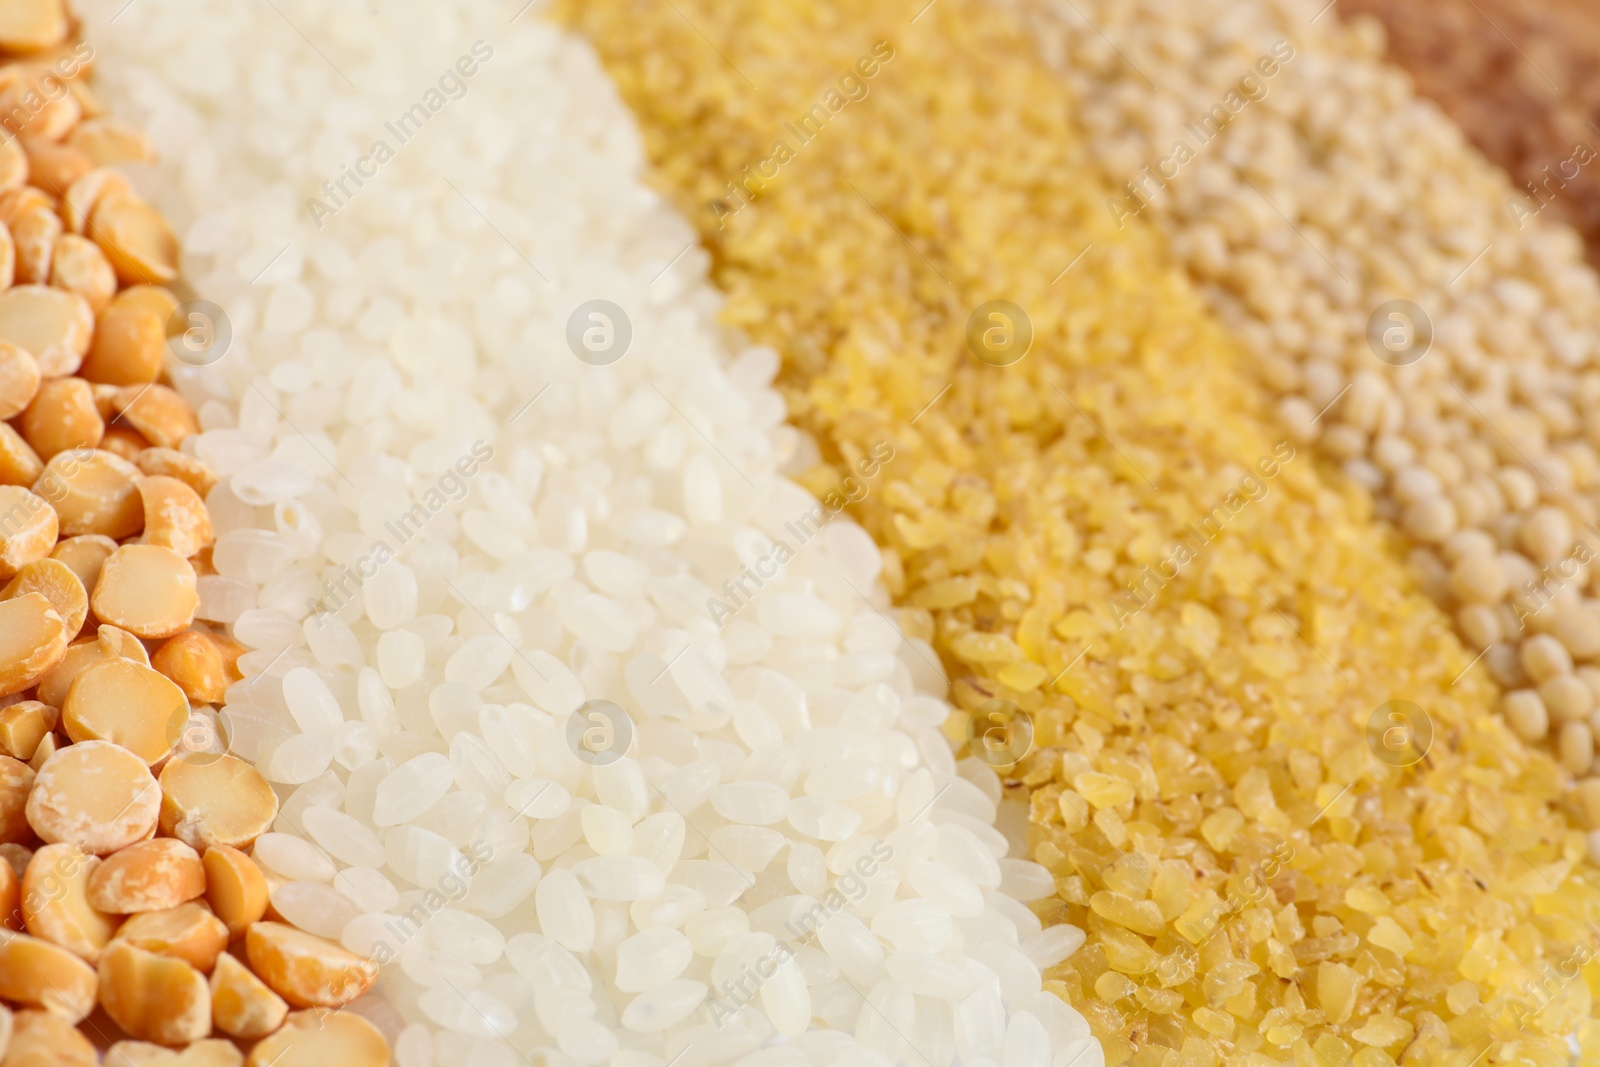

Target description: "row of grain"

left=85, top=0, right=1088, bottom=1064
left=1340, top=0, right=1600, bottom=267
left=0, top=1, right=392, bottom=1063
left=1011, top=0, right=1600, bottom=825
left=560, top=0, right=1600, bottom=1062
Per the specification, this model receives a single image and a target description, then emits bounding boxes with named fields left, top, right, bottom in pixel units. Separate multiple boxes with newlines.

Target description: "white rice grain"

left=84, top=0, right=1095, bottom=1063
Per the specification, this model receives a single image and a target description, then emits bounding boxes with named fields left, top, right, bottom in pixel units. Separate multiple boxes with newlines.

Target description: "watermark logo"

left=1508, top=141, right=1596, bottom=228
left=705, top=841, right=895, bottom=1029
left=1366, top=699, right=1431, bottom=767
left=167, top=299, right=232, bottom=368
left=1173, top=841, right=1294, bottom=946
left=1509, top=533, right=1597, bottom=630
left=1365, top=300, right=1432, bottom=367
left=1109, top=442, right=1295, bottom=629
left=307, top=41, right=495, bottom=228
left=566, top=700, right=633, bottom=765
left=2, top=41, right=92, bottom=140
left=1106, top=40, right=1295, bottom=229
left=306, top=441, right=493, bottom=619
left=566, top=300, right=632, bottom=366
left=705, top=440, right=895, bottom=628
left=708, top=41, right=896, bottom=229
left=967, top=698, right=1033, bottom=766
left=165, top=701, right=232, bottom=768
left=357, top=837, right=496, bottom=966
left=965, top=300, right=1033, bottom=367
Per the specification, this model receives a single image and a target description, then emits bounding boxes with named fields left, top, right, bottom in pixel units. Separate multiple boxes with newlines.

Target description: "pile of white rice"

left=80, top=1, right=1099, bottom=1064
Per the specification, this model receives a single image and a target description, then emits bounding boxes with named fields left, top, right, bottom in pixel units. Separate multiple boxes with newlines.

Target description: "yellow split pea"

left=564, top=0, right=1600, bottom=1061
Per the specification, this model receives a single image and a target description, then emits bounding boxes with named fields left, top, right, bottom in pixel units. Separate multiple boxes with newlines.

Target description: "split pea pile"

left=0, top=2, right=387, bottom=1063
left=1013, top=0, right=1600, bottom=831
left=565, top=0, right=1600, bottom=1062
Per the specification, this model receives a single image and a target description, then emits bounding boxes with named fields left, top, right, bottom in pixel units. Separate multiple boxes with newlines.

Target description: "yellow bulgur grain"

left=561, top=0, right=1600, bottom=1062
left=1011, top=0, right=1600, bottom=813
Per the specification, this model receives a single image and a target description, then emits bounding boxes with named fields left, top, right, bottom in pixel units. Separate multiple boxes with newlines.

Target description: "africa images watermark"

left=1108, top=441, right=1296, bottom=628
left=2, top=446, right=111, bottom=539
left=368, top=838, right=496, bottom=966
left=704, top=841, right=893, bottom=1028
left=4, top=40, right=93, bottom=137
left=1492, top=919, right=1600, bottom=1040
left=306, top=40, right=495, bottom=228
left=307, top=440, right=493, bottom=617
left=1173, top=840, right=1295, bottom=948
left=1508, top=140, right=1597, bottom=229
left=1107, top=40, right=1296, bottom=229
left=704, top=440, right=895, bottom=627
left=1508, top=531, right=1600, bottom=631
left=709, top=41, right=896, bottom=229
